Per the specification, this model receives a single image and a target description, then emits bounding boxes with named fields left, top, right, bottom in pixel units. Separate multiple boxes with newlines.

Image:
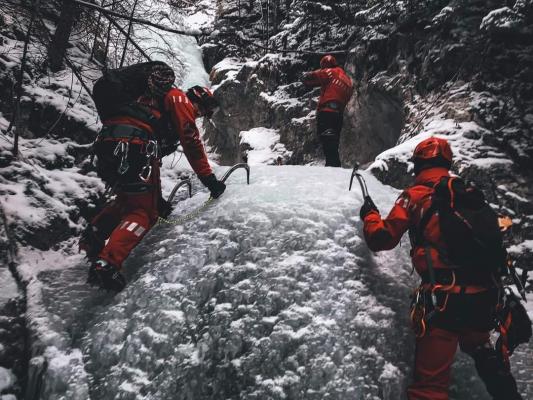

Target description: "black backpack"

left=415, top=176, right=508, bottom=274
left=92, top=61, right=177, bottom=151
left=92, top=61, right=172, bottom=129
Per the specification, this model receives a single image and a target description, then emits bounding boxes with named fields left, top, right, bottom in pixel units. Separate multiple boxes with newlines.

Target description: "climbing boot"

left=79, top=225, right=105, bottom=262
left=88, top=259, right=126, bottom=292
left=470, top=344, right=523, bottom=400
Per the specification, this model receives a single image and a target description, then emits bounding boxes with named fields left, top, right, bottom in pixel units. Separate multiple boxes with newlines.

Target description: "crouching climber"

left=302, top=54, right=353, bottom=167
left=359, top=137, right=523, bottom=399
left=79, top=62, right=225, bottom=292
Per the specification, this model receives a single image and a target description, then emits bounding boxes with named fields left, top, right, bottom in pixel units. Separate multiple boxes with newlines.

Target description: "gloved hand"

left=359, top=196, right=378, bottom=220
left=199, top=174, right=226, bottom=199
left=160, top=143, right=179, bottom=157
left=158, top=196, right=173, bottom=219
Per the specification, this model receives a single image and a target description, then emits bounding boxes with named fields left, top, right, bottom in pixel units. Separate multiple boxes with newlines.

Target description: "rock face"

left=202, top=0, right=533, bottom=270
left=203, top=54, right=405, bottom=168
left=204, top=56, right=324, bottom=166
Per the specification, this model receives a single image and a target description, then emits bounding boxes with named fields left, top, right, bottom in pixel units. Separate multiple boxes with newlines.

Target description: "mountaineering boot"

left=79, top=225, right=105, bottom=262
left=469, top=344, right=523, bottom=400
left=88, top=259, right=126, bottom=292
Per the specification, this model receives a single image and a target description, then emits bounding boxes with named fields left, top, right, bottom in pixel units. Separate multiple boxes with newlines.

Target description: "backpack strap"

left=410, top=180, right=452, bottom=294
left=415, top=202, right=438, bottom=246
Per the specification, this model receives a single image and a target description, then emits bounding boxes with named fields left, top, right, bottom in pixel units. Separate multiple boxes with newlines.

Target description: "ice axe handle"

left=349, top=165, right=369, bottom=198
left=167, top=178, right=192, bottom=203
left=221, top=163, right=250, bottom=184
left=349, top=164, right=358, bottom=191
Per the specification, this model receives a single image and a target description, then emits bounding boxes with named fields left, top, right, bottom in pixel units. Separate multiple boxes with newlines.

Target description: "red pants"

left=407, top=327, right=489, bottom=400
left=91, top=175, right=160, bottom=269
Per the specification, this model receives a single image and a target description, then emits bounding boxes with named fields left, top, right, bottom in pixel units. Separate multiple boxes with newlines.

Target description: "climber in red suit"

left=80, top=65, right=224, bottom=292
left=303, top=54, right=353, bottom=167
left=360, top=137, right=522, bottom=400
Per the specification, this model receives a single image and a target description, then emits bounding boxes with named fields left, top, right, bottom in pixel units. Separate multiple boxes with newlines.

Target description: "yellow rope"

left=156, top=197, right=214, bottom=225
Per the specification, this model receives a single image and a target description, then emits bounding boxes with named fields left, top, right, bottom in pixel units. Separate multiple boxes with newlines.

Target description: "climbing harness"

left=157, top=163, right=250, bottom=225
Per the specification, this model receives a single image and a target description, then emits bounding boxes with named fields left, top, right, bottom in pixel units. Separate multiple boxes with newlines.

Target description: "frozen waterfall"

left=18, top=165, right=523, bottom=399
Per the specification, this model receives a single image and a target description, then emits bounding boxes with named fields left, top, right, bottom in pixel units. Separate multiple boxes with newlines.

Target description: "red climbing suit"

left=92, top=88, right=213, bottom=269
left=303, top=66, right=353, bottom=112
left=362, top=167, right=517, bottom=399
left=363, top=167, right=452, bottom=275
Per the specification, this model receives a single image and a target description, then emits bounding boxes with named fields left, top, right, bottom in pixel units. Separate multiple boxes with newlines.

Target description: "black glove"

left=359, top=196, right=378, bottom=220
left=199, top=174, right=226, bottom=199
left=160, top=143, right=179, bottom=157
left=158, top=196, right=173, bottom=219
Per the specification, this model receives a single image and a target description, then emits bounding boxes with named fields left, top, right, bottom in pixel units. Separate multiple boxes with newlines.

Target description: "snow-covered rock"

left=240, top=127, right=292, bottom=165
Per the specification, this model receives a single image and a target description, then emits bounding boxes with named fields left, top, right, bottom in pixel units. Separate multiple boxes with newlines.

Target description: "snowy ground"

left=0, top=268, right=18, bottom=309
left=1, top=2, right=531, bottom=398
left=15, top=165, right=532, bottom=399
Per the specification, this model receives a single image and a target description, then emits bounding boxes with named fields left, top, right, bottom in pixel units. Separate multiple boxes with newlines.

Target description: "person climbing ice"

left=79, top=62, right=226, bottom=292
left=359, top=137, right=524, bottom=400
left=302, top=54, right=353, bottom=167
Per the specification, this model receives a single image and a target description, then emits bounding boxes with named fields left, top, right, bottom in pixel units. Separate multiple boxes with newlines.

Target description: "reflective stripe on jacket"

left=101, top=88, right=213, bottom=178
left=303, top=67, right=354, bottom=112
left=163, top=88, right=212, bottom=177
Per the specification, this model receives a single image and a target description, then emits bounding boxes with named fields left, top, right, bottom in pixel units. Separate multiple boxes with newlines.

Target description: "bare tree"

left=11, top=0, right=41, bottom=157
left=47, top=0, right=80, bottom=71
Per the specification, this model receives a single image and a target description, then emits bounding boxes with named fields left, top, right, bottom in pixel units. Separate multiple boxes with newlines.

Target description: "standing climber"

left=302, top=54, right=353, bottom=167
left=359, top=137, right=523, bottom=399
left=79, top=62, right=225, bottom=292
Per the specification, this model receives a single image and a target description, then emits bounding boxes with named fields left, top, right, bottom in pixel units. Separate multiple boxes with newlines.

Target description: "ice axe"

left=167, top=178, right=192, bottom=203
left=166, top=163, right=250, bottom=204
left=220, top=163, right=250, bottom=184
left=159, top=163, right=251, bottom=225
left=349, top=163, right=369, bottom=198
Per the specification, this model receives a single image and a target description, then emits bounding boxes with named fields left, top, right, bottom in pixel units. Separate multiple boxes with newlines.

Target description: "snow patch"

left=0, top=367, right=15, bottom=392
left=240, top=127, right=292, bottom=165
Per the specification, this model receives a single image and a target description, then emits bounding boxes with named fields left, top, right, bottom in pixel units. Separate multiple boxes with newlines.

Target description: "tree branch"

left=69, top=0, right=201, bottom=36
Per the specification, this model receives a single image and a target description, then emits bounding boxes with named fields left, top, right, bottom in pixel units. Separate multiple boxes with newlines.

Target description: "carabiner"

left=117, top=142, right=130, bottom=175
left=146, top=140, right=158, bottom=158
left=139, top=165, right=152, bottom=183
left=114, top=141, right=123, bottom=156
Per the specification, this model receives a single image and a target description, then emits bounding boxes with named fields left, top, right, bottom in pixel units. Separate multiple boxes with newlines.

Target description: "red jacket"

left=104, top=88, right=212, bottom=177
left=363, top=168, right=452, bottom=276
left=303, top=67, right=353, bottom=112
left=163, top=88, right=212, bottom=177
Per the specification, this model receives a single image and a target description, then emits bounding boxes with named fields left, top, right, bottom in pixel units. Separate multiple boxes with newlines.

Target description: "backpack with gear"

left=91, top=62, right=178, bottom=190
left=416, top=176, right=508, bottom=274
left=92, top=61, right=173, bottom=130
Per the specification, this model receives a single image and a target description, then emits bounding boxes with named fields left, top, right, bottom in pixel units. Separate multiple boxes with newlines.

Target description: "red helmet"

left=320, top=55, right=337, bottom=68
left=186, top=86, right=219, bottom=118
left=412, top=137, right=453, bottom=163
